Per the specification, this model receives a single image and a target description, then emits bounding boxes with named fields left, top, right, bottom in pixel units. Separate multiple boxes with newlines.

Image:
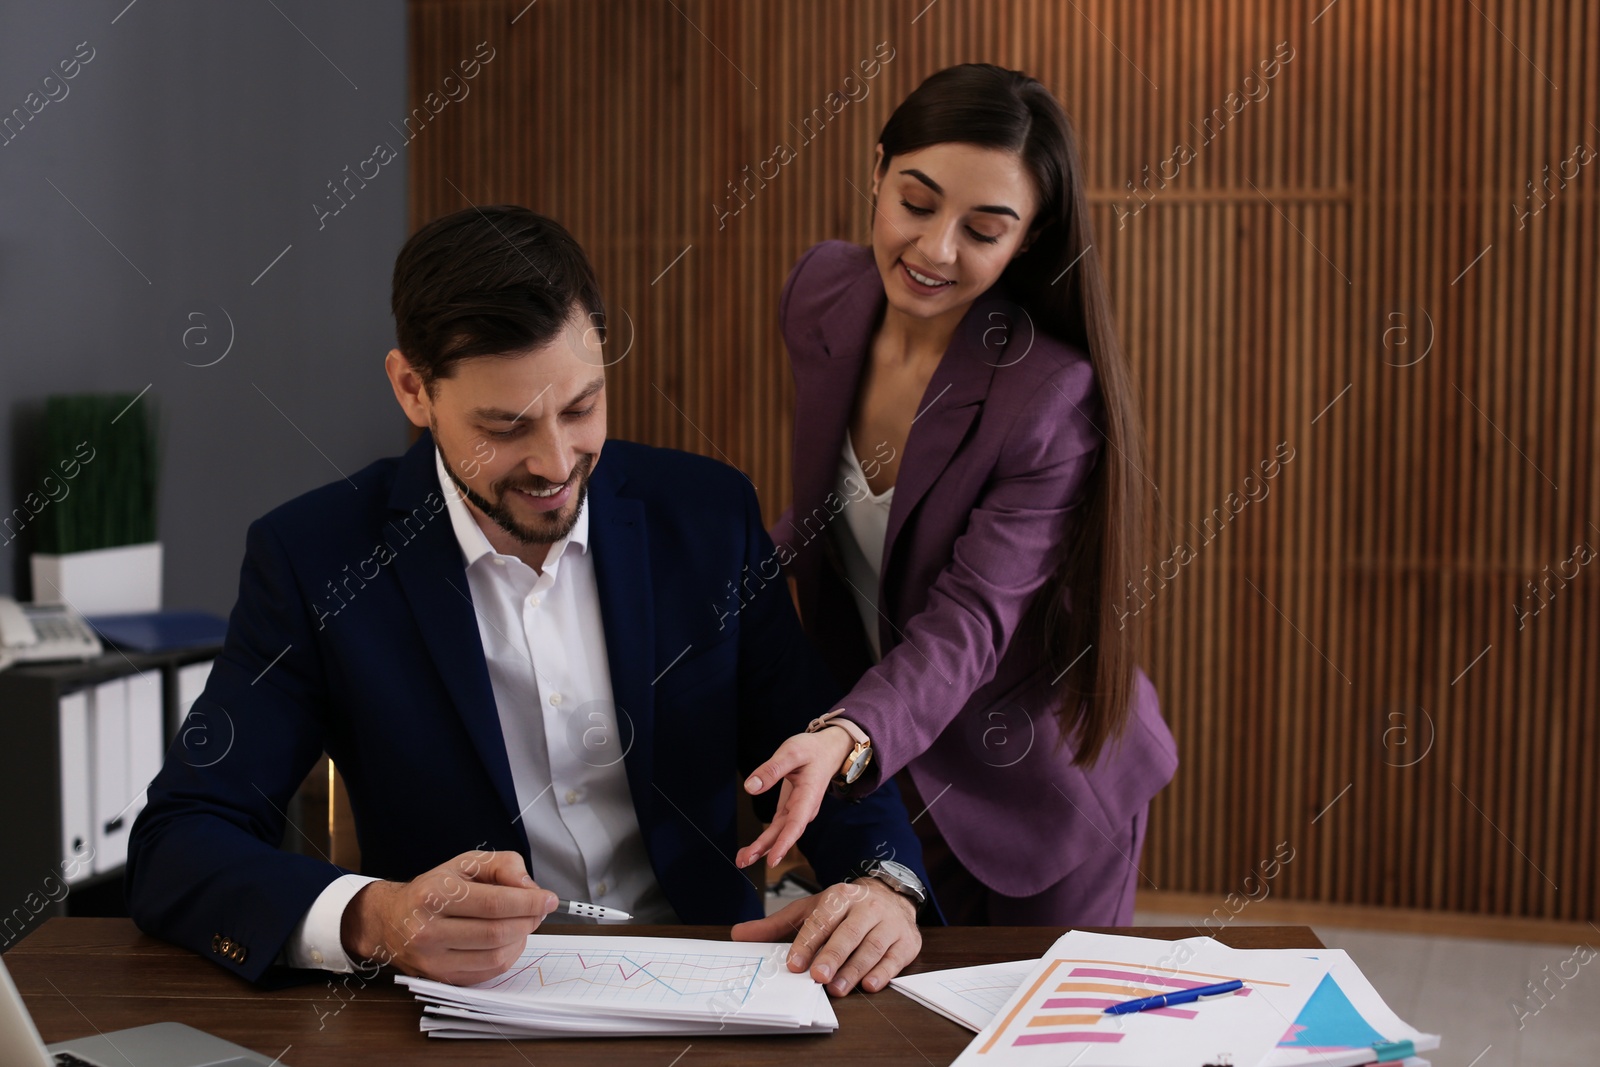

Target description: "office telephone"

left=0, top=597, right=103, bottom=671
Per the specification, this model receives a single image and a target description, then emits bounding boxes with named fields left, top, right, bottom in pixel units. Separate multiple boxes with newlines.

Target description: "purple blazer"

left=772, top=240, right=1179, bottom=898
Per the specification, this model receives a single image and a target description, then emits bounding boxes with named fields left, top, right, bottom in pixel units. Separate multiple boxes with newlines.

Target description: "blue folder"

left=86, top=611, right=228, bottom=653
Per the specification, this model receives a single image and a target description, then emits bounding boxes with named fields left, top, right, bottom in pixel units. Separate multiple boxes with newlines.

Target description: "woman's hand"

left=736, top=727, right=856, bottom=869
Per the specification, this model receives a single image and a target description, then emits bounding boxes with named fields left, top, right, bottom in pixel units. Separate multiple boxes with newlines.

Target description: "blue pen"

left=1103, top=979, right=1244, bottom=1014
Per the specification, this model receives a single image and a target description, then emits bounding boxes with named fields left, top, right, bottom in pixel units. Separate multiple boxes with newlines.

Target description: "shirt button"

left=311, top=950, right=324, bottom=964
left=493, top=558, right=506, bottom=566
left=549, top=692, right=563, bottom=706
left=529, top=595, right=541, bottom=607
left=566, top=789, right=579, bottom=804
left=594, top=882, right=608, bottom=896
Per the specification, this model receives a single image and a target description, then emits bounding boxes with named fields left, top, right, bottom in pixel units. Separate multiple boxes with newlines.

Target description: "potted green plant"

left=28, top=392, right=161, bottom=614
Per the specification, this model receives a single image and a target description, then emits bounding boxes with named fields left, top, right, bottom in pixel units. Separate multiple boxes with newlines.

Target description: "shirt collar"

left=433, top=446, right=589, bottom=571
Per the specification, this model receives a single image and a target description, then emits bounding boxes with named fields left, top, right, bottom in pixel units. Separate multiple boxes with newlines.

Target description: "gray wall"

left=1, top=0, right=410, bottom=615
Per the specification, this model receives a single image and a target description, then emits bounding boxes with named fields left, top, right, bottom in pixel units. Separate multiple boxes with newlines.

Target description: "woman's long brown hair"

left=877, top=63, right=1152, bottom=767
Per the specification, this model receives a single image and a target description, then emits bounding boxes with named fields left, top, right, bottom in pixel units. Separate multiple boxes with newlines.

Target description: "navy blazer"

left=125, top=430, right=930, bottom=984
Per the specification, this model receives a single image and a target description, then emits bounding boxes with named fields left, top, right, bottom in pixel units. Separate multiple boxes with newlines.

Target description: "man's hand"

left=730, top=877, right=921, bottom=997
left=340, top=849, right=558, bottom=985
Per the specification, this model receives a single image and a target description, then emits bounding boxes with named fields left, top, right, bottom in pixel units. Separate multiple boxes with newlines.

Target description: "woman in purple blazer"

left=737, top=64, right=1179, bottom=926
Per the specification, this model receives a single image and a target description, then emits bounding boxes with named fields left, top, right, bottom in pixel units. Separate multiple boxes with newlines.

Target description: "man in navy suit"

left=125, top=206, right=932, bottom=999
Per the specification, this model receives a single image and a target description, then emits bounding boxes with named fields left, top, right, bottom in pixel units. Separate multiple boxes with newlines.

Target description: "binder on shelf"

left=0, top=643, right=223, bottom=937
left=57, top=690, right=93, bottom=885
left=175, top=659, right=214, bottom=728
left=126, top=671, right=163, bottom=827
left=90, top=677, right=131, bottom=874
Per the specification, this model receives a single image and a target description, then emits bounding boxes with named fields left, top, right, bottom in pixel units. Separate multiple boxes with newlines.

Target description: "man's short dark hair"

left=391, top=205, right=606, bottom=387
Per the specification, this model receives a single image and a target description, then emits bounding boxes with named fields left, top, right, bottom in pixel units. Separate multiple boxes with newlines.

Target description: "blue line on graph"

left=739, top=953, right=764, bottom=1005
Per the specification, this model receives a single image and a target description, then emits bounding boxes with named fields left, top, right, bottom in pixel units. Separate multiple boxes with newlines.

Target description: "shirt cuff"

left=282, top=873, right=381, bottom=972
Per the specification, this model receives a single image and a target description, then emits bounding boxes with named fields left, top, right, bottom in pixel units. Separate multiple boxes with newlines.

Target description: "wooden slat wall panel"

left=408, top=0, right=1599, bottom=923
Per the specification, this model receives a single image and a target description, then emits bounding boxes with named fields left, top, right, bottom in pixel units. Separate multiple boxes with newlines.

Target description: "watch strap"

left=807, top=708, right=869, bottom=747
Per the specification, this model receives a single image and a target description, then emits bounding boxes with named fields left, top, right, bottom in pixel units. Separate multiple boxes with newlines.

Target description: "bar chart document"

left=897, top=942, right=1438, bottom=1067
left=951, top=931, right=1326, bottom=1067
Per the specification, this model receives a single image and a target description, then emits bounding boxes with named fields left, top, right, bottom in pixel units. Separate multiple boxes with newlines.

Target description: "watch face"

left=842, top=745, right=871, bottom=782
left=871, top=859, right=927, bottom=902
left=877, top=859, right=917, bottom=884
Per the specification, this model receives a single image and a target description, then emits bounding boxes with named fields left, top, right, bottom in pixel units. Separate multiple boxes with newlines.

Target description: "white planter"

left=30, top=542, right=163, bottom=615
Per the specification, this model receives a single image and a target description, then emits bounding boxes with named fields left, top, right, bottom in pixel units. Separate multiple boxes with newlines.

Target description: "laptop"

left=0, top=952, right=282, bottom=1066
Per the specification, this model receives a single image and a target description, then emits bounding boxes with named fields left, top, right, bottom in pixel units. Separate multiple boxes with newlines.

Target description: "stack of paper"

left=396, top=933, right=837, bottom=1039
left=892, top=958, right=1040, bottom=1031
left=892, top=931, right=1440, bottom=1067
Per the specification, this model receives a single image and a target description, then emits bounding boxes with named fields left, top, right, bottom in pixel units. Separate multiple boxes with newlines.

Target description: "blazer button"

left=236, top=946, right=247, bottom=964
left=211, top=934, right=222, bottom=953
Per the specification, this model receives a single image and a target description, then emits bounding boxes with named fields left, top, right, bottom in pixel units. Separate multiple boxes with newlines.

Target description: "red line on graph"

left=484, top=951, right=760, bottom=992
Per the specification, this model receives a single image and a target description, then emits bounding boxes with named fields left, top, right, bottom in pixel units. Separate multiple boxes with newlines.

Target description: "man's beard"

left=438, top=437, right=595, bottom=546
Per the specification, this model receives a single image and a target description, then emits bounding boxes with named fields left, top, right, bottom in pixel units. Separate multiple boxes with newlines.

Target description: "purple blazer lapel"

left=790, top=250, right=1025, bottom=647
left=791, top=264, right=883, bottom=535
left=879, top=288, right=1035, bottom=590
left=881, top=308, right=1003, bottom=572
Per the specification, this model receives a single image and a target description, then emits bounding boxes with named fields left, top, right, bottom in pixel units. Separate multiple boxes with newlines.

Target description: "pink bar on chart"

left=1067, top=967, right=1211, bottom=988
left=1041, top=996, right=1197, bottom=1019
left=1014, top=1031, right=1125, bottom=1046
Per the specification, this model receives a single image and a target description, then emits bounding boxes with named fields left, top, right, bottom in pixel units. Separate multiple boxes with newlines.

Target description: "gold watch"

left=806, top=709, right=872, bottom=787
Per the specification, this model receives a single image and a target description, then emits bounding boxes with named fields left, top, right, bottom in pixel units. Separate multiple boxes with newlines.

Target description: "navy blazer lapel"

left=584, top=454, right=658, bottom=832
left=385, top=431, right=522, bottom=828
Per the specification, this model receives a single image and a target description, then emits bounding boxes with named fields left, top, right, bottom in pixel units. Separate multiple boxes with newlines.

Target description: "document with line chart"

left=396, top=934, right=838, bottom=1039
left=951, top=931, right=1327, bottom=1067
left=891, top=958, right=1041, bottom=1030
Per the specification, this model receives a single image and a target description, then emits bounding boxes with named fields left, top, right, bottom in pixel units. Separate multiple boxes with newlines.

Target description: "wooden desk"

left=7, top=919, right=1324, bottom=1065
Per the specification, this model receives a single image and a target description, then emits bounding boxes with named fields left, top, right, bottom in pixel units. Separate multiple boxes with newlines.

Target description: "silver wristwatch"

left=855, top=858, right=928, bottom=910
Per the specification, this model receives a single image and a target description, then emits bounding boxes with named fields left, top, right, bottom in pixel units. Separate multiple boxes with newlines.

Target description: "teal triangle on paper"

left=1278, top=973, right=1388, bottom=1050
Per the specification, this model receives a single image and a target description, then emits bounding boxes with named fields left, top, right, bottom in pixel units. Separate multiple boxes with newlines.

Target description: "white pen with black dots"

left=553, top=898, right=632, bottom=921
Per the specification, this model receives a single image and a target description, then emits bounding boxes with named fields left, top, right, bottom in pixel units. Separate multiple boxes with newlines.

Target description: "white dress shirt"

left=282, top=449, right=673, bottom=973
left=834, top=433, right=894, bottom=662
